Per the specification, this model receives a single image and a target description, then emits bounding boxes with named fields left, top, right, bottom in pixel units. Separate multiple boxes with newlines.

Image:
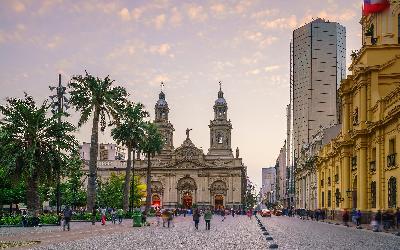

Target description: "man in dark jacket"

left=63, top=206, right=73, bottom=231
left=193, top=209, right=200, bottom=229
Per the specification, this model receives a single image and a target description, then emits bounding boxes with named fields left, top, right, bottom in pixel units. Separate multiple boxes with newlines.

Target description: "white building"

left=261, top=167, right=276, bottom=205
left=79, top=142, right=126, bottom=161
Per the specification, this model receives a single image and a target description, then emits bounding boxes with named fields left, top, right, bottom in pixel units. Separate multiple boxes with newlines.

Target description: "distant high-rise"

left=291, top=18, right=346, bottom=157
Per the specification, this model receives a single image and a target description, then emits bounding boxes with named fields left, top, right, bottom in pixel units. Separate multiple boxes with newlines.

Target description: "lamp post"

left=49, top=74, right=70, bottom=217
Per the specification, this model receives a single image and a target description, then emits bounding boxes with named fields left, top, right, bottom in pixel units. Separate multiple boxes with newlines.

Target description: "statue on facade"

left=186, top=128, right=192, bottom=139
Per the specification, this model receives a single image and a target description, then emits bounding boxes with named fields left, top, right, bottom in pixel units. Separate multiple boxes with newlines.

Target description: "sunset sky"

left=0, top=0, right=363, bottom=187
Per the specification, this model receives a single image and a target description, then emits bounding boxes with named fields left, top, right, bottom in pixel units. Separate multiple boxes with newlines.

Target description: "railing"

left=387, top=153, right=396, bottom=168
left=369, top=161, right=376, bottom=172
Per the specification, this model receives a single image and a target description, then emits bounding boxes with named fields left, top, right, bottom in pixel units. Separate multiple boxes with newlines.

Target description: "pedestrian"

left=396, top=208, right=400, bottom=229
left=204, top=208, right=212, bottom=230
left=167, top=210, right=173, bottom=228
left=342, top=209, right=349, bottom=227
left=231, top=208, right=235, bottom=217
left=222, top=209, right=226, bottom=222
left=101, top=207, right=107, bottom=225
left=92, top=207, right=97, bottom=225
left=162, top=210, right=168, bottom=227
left=63, top=206, right=72, bottom=231
left=142, top=211, right=147, bottom=226
left=117, top=208, right=123, bottom=224
left=375, top=210, right=382, bottom=231
left=111, top=208, right=117, bottom=224
left=193, top=208, right=201, bottom=229
left=356, top=210, right=362, bottom=226
left=247, top=209, right=252, bottom=220
left=156, top=209, right=162, bottom=226
left=22, top=210, right=28, bottom=227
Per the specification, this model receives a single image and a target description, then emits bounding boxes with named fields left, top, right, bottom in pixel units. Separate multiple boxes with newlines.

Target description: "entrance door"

left=214, top=195, right=224, bottom=210
left=352, top=178, right=357, bottom=209
left=152, top=194, right=161, bottom=208
left=182, top=192, right=192, bottom=209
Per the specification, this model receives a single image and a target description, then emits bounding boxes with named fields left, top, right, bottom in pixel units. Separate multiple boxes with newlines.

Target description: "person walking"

left=375, top=210, right=382, bottom=231
left=63, top=206, right=72, bottom=231
left=222, top=209, right=226, bottom=222
left=117, top=208, right=123, bottom=224
left=156, top=209, right=162, bottom=226
left=356, top=210, right=362, bottom=226
left=204, top=208, right=212, bottom=230
left=91, top=207, right=97, bottom=225
left=111, top=208, right=117, bottom=224
left=167, top=210, right=173, bottom=228
left=342, top=209, right=349, bottom=227
left=100, top=207, right=107, bottom=225
left=193, top=208, right=201, bottom=230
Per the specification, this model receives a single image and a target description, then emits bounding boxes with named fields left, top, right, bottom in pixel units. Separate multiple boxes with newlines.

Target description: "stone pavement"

left=2, top=214, right=400, bottom=249
left=259, top=215, right=400, bottom=250
left=1, top=215, right=267, bottom=250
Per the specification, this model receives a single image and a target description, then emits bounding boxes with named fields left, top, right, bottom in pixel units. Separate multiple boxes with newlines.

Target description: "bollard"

left=266, top=237, right=273, bottom=241
left=269, top=243, right=279, bottom=249
left=263, top=232, right=270, bottom=235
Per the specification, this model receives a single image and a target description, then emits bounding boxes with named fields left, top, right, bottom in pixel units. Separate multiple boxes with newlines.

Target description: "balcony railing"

left=334, top=174, right=339, bottom=183
left=387, top=153, right=396, bottom=168
left=369, top=161, right=376, bottom=172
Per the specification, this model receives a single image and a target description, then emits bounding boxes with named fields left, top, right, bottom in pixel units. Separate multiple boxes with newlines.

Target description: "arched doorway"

left=152, top=194, right=161, bottom=207
left=177, top=176, right=197, bottom=208
left=182, top=192, right=193, bottom=209
left=214, top=195, right=224, bottom=210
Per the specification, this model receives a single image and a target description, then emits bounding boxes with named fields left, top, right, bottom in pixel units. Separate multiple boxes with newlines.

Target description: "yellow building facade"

left=317, top=2, right=400, bottom=218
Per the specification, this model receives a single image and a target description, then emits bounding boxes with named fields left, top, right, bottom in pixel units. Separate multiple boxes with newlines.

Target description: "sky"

left=0, top=0, right=363, bottom=188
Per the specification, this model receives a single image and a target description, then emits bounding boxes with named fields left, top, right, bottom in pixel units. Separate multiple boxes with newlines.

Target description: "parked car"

left=261, top=209, right=272, bottom=217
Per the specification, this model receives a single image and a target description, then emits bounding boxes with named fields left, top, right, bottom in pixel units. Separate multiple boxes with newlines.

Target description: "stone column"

left=342, top=154, right=350, bottom=209
left=342, top=98, right=350, bottom=136
left=359, top=146, right=368, bottom=210
left=360, top=85, right=367, bottom=127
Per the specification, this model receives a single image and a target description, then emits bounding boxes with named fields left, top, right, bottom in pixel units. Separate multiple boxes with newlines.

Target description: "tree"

left=140, top=122, right=164, bottom=212
left=244, top=182, right=258, bottom=210
left=68, top=72, right=128, bottom=211
left=0, top=94, right=78, bottom=214
left=97, top=173, right=124, bottom=209
left=111, top=102, right=149, bottom=212
left=0, top=165, right=25, bottom=214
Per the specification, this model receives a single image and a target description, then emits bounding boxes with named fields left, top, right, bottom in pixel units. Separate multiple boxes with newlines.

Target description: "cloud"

left=235, top=0, right=254, bottom=14
left=149, top=43, right=171, bottom=56
left=152, top=75, right=169, bottom=86
left=187, top=4, right=208, bottom=22
left=251, top=9, right=279, bottom=19
left=131, top=7, right=144, bottom=20
left=169, top=7, right=182, bottom=26
left=242, top=31, right=278, bottom=48
left=210, top=3, right=225, bottom=14
left=47, top=36, right=62, bottom=49
left=153, top=14, right=166, bottom=29
left=119, top=8, right=131, bottom=21
left=13, top=1, right=26, bottom=12
left=264, top=65, right=281, bottom=72
left=261, top=15, right=298, bottom=30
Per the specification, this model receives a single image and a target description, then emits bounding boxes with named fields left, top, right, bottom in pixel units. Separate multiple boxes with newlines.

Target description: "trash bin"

left=132, top=210, right=142, bottom=227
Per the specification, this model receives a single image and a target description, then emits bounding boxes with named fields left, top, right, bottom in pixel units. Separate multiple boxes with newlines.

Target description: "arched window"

left=217, top=133, right=223, bottom=144
left=388, top=177, right=397, bottom=208
left=371, top=181, right=376, bottom=208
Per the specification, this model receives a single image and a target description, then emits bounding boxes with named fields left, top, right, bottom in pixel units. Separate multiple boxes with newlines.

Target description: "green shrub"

left=39, top=214, right=58, bottom=224
left=0, top=215, right=22, bottom=225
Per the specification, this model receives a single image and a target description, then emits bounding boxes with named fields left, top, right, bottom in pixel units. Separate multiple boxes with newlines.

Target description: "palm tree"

left=111, top=102, right=149, bottom=212
left=68, top=72, right=128, bottom=210
left=140, top=122, right=164, bottom=212
left=0, top=94, right=78, bottom=214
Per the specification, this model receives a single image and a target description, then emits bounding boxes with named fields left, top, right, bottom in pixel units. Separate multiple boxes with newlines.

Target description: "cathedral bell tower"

left=154, top=83, right=174, bottom=155
left=207, top=82, right=233, bottom=158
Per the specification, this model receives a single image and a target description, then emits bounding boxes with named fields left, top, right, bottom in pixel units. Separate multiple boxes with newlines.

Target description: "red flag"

left=363, top=0, right=390, bottom=15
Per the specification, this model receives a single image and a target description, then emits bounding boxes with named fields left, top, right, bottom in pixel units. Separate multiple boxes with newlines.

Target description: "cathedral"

left=135, top=85, right=247, bottom=209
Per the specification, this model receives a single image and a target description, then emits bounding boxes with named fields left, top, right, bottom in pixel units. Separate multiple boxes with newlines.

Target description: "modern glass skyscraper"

left=291, top=18, right=346, bottom=158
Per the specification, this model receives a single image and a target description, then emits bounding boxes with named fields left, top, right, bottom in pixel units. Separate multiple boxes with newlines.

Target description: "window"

left=398, top=14, right=400, bottom=44
left=388, top=177, right=397, bottom=208
left=388, top=138, right=396, bottom=167
left=328, top=190, right=332, bottom=207
left=371, top=181, right=376, bottom=208
left=370, top=148, right=376, bottom=172
left=322, top=192, right=325, bottom=207
left=335, top=188, right=340, bottom=207
left=217, top=133, right=223, bottom=144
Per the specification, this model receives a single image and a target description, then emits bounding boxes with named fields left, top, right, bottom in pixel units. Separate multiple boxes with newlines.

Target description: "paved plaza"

left=1, top=215, right=400, bottom=249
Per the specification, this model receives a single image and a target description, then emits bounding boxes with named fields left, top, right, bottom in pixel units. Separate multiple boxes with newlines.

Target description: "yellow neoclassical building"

left=317, top=2, right=400, bottom=218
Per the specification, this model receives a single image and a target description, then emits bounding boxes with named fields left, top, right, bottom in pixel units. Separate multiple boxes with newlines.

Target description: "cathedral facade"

left=135, top=86, right=247, bottom=209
